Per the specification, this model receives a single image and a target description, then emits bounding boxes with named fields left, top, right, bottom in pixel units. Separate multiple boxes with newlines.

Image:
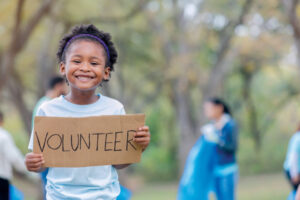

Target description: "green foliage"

left=3, top=111, right=29, bottom=154
left=134, top=98, right=178, bottom=181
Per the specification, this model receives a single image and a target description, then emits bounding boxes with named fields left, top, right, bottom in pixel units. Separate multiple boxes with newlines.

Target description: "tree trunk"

left=7, top=78, right=32, bottom=133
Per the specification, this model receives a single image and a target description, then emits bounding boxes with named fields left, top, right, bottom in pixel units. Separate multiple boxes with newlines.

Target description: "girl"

left=25, top=24, right=150, bottom=200
left=178, top=98, right=238, bottom=200
left=205, top=98, right=238, bottom=200
left=284, top=123, right=300, bottom=200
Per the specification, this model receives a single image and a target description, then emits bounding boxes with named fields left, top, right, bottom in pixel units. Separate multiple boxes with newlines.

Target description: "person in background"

left=32, top=76, right=67, bottom=128
left=178, top=97, right=238, bottom=200
left=204, top=98, right=238, bottom=200
left=0, top=110, right=27, bottom=200
left=31, top=75, right=67, bottom=200
left=284, top=124, right=300, bottom=200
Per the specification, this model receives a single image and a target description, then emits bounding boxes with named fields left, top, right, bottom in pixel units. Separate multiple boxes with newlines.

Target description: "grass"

left=131, top=173, right=291, bottom=200
left=13, top=173, right=291, bottom=200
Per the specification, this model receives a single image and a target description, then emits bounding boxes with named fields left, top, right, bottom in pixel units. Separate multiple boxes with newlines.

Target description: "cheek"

left=204, top=108, right=212, bottom=117
left=204, top=106, right=217, bottom=118
left=208, top=110, right=216, bottom=117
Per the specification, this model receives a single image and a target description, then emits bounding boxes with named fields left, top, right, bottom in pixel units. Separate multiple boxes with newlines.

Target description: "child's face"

left=60, top=40, right=110, bottom=92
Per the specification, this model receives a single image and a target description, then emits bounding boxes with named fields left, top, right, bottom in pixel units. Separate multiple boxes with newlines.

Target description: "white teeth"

left=77, top=76, right=91, bottom=81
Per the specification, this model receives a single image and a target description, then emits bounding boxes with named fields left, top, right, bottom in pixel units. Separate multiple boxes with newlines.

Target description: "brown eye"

left=91, top=62, right=99, bottom=66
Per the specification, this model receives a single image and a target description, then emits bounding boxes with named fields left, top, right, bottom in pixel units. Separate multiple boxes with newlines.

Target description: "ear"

left=59, top=62, right=66, bottom=76
left=103, top=67, right=111, bottom=80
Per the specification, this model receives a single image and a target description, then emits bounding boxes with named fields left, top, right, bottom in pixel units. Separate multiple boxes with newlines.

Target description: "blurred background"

left=1, top=0, right=300, bottom=199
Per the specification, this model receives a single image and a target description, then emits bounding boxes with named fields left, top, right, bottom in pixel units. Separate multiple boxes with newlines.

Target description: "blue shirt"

left=28, top=94, right=125, bottom=200
left=206, top=115, right=238, bottom=176
left=284, top=132, right=300, bottom=178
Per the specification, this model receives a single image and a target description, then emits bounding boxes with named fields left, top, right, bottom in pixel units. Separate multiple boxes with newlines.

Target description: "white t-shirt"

left=28, top=94, right=125, bottom=200
left=0, top=127, right=27, bottom=180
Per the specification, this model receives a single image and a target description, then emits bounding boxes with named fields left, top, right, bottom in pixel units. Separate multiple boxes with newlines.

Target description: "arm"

left=289, top=152, right=300, bottom=184
left=218, top=121, right=238, bottom=152
left=296, top=186, right=300, bottom=200
left=289, top=138, right=300, bottom=184
left=4, top=134, right=28, bottom=174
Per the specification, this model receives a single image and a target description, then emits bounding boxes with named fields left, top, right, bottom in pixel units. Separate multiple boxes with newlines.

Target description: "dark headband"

left=63, top=34, right=110, bottom=60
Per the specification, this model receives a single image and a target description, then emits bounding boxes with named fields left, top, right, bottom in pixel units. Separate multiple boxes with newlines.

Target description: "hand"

left=296, top=186, right=300, bottom=200
left=134, top=126, right=150, bottom=151
left=25, top=152, right=45, bottom=172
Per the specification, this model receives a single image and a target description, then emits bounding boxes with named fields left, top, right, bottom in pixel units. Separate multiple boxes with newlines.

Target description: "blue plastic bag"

left=177, top=136, right=217, bottom=200
left=9, top=185, right=24, bottom=200
left=117, top=185, right=132, bottom=200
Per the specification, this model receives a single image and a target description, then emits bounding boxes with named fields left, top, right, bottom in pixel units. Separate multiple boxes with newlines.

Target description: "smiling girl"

left=25, top=24, right=151, bottom=200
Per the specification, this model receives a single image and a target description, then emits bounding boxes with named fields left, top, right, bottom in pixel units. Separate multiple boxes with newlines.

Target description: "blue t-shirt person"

left=284, top=132, right=300, bottom=177
left=28, top=94, right=125, bottom=200
left=178, top=114, right=238, bottom=200
left=284, top=131, right=300, bottom=200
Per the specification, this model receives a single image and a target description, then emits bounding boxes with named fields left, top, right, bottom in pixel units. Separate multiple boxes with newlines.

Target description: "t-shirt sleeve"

left=288, top=136, right=300, bottom=178
left=28, top=107, right=46, bottom=151
left=120, top=106, right=126, bottom=115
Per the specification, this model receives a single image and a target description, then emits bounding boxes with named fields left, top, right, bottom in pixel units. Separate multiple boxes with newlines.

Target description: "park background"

left=1, top=0, right=300, bottom=199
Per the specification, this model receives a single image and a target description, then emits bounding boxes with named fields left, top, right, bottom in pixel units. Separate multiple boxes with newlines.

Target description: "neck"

left=215, top=114, right=224, bottom=123
left=65, top=89, right=98, bottom=105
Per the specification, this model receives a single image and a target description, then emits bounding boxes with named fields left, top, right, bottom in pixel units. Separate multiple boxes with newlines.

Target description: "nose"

left=79, top=62, right=90, bottom=72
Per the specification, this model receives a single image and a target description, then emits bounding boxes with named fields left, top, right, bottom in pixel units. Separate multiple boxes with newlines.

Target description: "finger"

left=27, top=159, right=45, bottom=166
left=138, top=126, right=149, bottom=132
left=135, top=131, right=150, bottom=137
left=26, top=157, right=43, bottom=163
left=134, top=136, right=150, bottom=140
left=134, top=138, right=150, bottom=143
left=26, top=154, right=43, bottom=160
left=27, top=161, right=44, bottom=168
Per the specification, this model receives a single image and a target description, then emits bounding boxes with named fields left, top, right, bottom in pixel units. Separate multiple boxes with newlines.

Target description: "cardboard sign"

left=33, top=114, right=145, bottom=167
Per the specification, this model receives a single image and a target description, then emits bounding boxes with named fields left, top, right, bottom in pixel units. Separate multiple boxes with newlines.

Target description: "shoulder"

left=291, top=132, right=300, bottom=144
left=287, top=132, right=300, bottom=152
left=223, top=117, right=237, bottom=131
left=100, top=95, right=124, bottom=109
left=36, top=96, right=64, bottom=114
left=36, top=96, right=50, bottom=106
left=0, top=128, right=13, bottom=143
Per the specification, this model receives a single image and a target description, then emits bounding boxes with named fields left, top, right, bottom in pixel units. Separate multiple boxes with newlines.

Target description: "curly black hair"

left=56, top=24, right=118, bottom=72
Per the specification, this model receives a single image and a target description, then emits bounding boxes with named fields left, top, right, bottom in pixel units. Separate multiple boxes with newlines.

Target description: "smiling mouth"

left=75, top=75, right=95, bottom=81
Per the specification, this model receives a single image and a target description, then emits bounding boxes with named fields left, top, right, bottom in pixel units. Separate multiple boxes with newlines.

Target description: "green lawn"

left=131, top=173, right=291, bottom=200
left=13, top=173, right=291, bottom=200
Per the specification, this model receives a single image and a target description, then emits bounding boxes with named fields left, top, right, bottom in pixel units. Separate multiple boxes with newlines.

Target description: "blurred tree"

left=140, top=0, right=254, bottom=172
left=0, top=0, right=56, bottom=133
left=283, top=0, right=300, bottom=73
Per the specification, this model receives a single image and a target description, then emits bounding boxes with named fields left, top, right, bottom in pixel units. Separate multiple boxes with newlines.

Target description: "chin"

left=69, top=83, right=99, bottom=91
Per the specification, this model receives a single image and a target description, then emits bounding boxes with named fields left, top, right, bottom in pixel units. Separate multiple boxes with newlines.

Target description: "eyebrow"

left=71, top=54, right=83, bottom=58
left=90, top=56, right=102, bottom=60
left=71, top=55, right=102, bottom=60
